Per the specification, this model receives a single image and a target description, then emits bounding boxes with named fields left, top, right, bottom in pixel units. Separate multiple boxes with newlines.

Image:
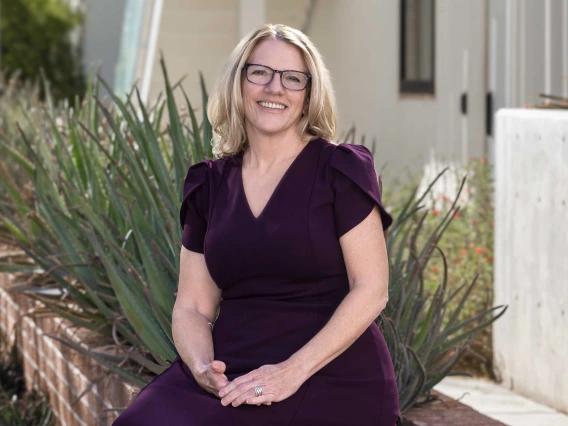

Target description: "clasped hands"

left=196, top=359, right=305, bottom=408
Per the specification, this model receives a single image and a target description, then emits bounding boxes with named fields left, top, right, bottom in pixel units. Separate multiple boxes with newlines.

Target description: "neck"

left=244, top=127, right=306, bottom=169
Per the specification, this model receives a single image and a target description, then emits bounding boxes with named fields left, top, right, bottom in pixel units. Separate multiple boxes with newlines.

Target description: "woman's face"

left=241, top=39, right=308, bottom=140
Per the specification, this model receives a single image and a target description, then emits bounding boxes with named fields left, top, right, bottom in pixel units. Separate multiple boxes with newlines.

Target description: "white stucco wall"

left=493, top=108, right=568, bottom=413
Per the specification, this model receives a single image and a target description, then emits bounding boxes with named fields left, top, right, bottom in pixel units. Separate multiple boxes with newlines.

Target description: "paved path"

left=434, top=377, right=568, bottom=426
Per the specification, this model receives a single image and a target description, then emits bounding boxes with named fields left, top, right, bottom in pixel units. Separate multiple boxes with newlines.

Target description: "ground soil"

left=402, top=391, right=505, bottom=426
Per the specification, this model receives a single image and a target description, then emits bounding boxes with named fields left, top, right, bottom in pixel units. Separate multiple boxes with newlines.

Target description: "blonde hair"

left=207, top=23, right=337, bottom=158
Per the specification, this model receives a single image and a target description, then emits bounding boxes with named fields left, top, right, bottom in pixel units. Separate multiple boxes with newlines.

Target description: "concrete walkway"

left=434, top=377, right=568, bottom=426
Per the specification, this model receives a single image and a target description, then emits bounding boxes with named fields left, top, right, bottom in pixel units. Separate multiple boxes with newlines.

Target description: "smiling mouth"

left=258, top=101, right=286, bottom=110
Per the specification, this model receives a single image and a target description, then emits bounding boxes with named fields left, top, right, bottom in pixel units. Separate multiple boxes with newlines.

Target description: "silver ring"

left=253, top=385, right=263, bottom=397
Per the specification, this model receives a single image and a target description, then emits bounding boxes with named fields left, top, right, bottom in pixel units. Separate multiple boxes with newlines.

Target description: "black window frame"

left=400, top=0, right=436, bottom=94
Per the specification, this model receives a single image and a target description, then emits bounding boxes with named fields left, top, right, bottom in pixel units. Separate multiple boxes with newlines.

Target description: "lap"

left=112, top=356, right=399, bottom=426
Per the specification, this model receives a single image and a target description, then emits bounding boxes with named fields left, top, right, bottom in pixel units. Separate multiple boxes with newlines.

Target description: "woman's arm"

left=218, top=205, right=389, bottom=406
left=172, top=247, right=225, bottom=393
left=287, top=204, right=389, bottom=378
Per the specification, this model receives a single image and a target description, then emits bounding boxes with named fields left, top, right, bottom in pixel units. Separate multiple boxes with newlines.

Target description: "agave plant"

left=0, top=56, right=212, bottom=386
left=379, top=168, right=506, bottom=412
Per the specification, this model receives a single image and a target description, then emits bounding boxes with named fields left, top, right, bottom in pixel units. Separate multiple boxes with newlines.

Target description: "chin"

left=258, top=128, right=288, bottom=137
left=251, top=121, right=289, bottom=136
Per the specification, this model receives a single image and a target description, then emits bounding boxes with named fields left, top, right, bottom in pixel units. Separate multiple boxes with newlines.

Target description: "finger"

left=221, top=384, right=249, bottom=406
left=221, top=382, right=257, bottom=406
left=231, top=387, right=260, bottom=407
left=207, top=367, right=229, bottom=387
left=245, top=395, right=273, bottom=406
left=208, top=366, right=228, bottom=380
left=218, top=373, right=252, bottom=398
left=211, top=360, right=226, bottom=373
left=208, top=369, right=227, bottom=381
left=211, top=376, right=229, bottom=394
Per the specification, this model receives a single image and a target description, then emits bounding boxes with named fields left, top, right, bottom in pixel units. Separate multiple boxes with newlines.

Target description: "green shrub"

left=382, top=157, right=496, bottom=380
left=0, top=331, right=54, bottom=426
left=0, top=0, right=85, bottom=102
left=379, top=166, right=504, bottom=412
left=0, top=73, right=60, bottom=219
left=421, top=158, right=495, bottom=377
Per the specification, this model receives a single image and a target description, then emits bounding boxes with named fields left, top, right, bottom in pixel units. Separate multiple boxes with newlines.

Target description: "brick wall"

left=0, top=272, right=134, bottom=426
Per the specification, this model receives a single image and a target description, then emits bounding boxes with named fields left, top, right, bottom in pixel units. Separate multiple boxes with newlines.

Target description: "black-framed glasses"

left=243, top=63, right=311, bottom=91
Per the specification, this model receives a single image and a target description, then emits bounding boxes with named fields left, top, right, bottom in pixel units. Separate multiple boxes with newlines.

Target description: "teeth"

left=259, top=102, right=285, bottom=110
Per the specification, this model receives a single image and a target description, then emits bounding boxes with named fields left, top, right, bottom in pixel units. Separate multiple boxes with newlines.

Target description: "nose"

left=265, top=72, right=284, bottom=93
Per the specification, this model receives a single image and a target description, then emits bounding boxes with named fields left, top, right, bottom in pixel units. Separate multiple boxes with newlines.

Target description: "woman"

left=113, top=23, right=400, bottom=426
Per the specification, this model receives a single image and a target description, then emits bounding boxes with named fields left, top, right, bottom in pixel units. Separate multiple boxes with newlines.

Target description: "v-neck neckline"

left=239, top=139, right=315, bottom=221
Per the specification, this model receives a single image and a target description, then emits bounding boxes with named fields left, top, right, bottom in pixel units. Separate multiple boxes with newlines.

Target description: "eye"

left=251, top=69, right=268, bottom=76
left=285, top=75, right=301, bottom=83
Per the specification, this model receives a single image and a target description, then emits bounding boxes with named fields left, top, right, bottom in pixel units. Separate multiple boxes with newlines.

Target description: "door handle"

left=486, top=91, right=493, bottom=136
left=461, top=92, right=468, bottom=115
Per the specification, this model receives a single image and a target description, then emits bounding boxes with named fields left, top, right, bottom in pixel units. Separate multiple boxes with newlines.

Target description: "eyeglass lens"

left=246, top=65, right=308, bottom=90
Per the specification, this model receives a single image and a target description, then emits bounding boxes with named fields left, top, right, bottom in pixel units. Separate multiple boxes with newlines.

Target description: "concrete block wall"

left=0, top=271, right=133, bottom=426
left=493, top=109, right=568, bottom=414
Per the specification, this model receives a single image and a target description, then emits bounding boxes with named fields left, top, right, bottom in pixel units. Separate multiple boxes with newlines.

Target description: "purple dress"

left=113, top=138, right=400, bottom=425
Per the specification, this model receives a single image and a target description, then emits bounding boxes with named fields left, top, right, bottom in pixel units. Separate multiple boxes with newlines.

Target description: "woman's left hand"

left=218, top=362, right=305, bottom=407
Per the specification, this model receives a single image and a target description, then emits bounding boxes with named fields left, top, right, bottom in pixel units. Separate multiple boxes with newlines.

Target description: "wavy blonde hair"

left=207, top=23, right=337, bottom=158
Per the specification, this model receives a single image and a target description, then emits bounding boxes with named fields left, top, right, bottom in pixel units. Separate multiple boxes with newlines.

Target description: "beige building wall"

left=143, top=1, right=487, bottom=181
left=266, top=0, right=311, bottom=30
left=307, top=0, right=434, bottom=179
left=146, top=0, right=239, bottom=112
left=145, top=0, right=311, bottom=120
left=306, top=1, right=487, bottom=180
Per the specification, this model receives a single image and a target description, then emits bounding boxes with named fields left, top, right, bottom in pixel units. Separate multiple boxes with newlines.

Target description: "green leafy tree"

left=0, top=0, right=85, bottom=102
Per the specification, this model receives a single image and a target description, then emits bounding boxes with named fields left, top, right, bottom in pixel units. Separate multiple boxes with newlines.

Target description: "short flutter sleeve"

left=328, top=143, right=393, bottom=238
left=179, top=161, right=209, bottom=253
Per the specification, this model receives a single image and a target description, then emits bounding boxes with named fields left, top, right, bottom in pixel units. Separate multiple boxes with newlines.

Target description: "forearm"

left=172, top=306, right=216, bottom=377
left=287, top=285, right=388, bottom=381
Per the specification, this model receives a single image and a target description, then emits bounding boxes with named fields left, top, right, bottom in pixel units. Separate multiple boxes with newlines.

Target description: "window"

left=400, top=0, right=435, bottom=94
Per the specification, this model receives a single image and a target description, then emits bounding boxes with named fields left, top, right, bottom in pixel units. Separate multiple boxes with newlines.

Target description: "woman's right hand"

left=194, top=360, right=229, bottom=397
